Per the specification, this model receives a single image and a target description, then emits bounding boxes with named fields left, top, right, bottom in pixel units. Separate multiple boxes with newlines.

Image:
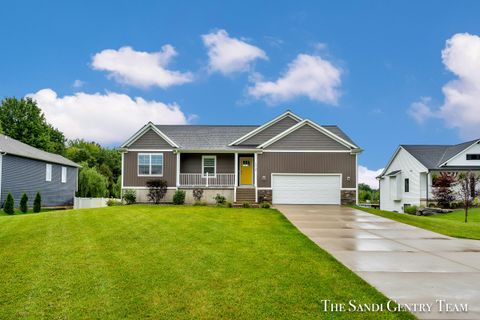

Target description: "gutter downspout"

left=0, top=152, right=5, bottom=206
left=426, top=171, right=429, bottom=206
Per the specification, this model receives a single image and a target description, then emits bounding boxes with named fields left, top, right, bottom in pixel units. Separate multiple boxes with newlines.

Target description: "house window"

left=466, top=154, right=480, bottom=160
left=46, top=164, right=52, bottom=181
left=138, top=153, right=163, bottom=176
left=61, top=167, right=67, bottom=183
left=202, top=155, right=216, bottom=177
left=404, top=178, right=409, bottom=192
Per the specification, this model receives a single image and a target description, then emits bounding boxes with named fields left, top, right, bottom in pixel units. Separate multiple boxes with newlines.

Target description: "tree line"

left=0, top=97, right=121, bottom=198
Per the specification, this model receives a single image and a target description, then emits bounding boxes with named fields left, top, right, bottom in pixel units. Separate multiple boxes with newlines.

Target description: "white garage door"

left=272, top=174, right=341, bottom=204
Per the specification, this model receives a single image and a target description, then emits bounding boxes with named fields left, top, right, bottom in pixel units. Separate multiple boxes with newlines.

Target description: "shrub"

left=242, top=202, right=251, bottom=208
left=260, top=202, right=271, bottom=209
left=214, top=194, right=226, bottom=205
left=432, top=172, right=457, bottom=208
left=122, top=189, right=136, bottom=205
left=33, top=192, right=42, bottom=213
left=146, top=179, right=168, bottom=204
left=3, top=193, right=14, bottom=215
left=19, top=193, right=28, bottom=213
left=193, top=201, right=207, bottom=206
left=226, top=201, right=233, bottom=208
left=107, top=199, right=122, bottom=206
left=404, top=205, right=417, bottom=215
left=192, top=188, right=203, bottom=202
left=173, top=190, right=186, bottom=205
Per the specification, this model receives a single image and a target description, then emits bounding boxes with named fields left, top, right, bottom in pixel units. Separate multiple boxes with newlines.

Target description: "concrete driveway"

left=277, top=205, right=480, bottom=319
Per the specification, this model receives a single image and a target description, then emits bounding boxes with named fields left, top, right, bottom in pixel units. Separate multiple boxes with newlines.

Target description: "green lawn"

left=354, top=206, right=480, bottom=240
left=0, top=205, right=413, bottom=319
left=0, top=208, right=56, bottom=216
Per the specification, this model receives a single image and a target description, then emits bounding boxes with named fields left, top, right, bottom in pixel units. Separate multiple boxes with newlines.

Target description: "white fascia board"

left=257, top=119, right=357, bottom=149
left=228, top=110, right=302, bottom=146
left=121, top=122, right=179, bottom=148
left=177, top=149, right=263, bottom=153
left=438, top=139, right=480, bottom=167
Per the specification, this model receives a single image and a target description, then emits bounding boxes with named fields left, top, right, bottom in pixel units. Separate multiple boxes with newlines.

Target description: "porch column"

left=234, top=153, right=238, bottom=202
left=176, top=152, right=180, bottom=188
left=254, top=153, right=258, bottom=202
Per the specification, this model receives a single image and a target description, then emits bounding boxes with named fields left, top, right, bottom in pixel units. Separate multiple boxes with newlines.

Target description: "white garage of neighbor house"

left=121, top=110, right=361, bottom=205
left=378, top=139, right=480, bottom=212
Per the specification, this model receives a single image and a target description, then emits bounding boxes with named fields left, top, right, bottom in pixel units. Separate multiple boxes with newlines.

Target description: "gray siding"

left=265, top=124, right=349, bottom=150
left=1, top=154, right=78, bottom=207
left=257, top=152, right=356, bottom=188
left=123, top=151, right=176, bottom=187
left=239, top=116, right=299, bottom=146
left=180, top=154, right=234, bottom=173
left=129, top=128, right=173, bottom=149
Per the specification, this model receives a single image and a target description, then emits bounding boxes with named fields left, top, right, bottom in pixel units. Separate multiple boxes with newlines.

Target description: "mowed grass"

left=0, top=205, right=413, bottom=320
left=355, top=206, right=480, bottom=240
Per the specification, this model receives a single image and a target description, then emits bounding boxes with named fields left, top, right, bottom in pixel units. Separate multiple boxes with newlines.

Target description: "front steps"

left=235, top=188, right=256, bottom=204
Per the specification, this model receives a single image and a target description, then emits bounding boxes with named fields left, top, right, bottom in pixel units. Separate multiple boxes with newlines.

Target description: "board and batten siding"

left=238, top=116, right=299, bottom=146
left=1, top=154, right=77, bottom=207
left=265, top=124, right=349, bottom=150
left=128, top=128, right=173, bottom=149
left=257, top=152, right=356, bottom=189
left=180, top=153, right=234, bottom=173
left=123, top=151, right=176, bottom=187
left=379, top=148, right=427, bottom=212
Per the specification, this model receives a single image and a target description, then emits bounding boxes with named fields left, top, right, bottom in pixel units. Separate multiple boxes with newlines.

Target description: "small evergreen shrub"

left=193, top=201, right=207, bottom=206
left=19, top=193, right=28, bottom=213
left=242, top=202, right=251, bottom=208
left=226, top=201, right=233, bottom=208
left=214, top=194, right=226, bottom=205
left=173, top=190, right=186, bottom=205
left=192, top=189, right=204, bottom=202
left=404, top=205, right=417, bottom=215
left=3, top=193, right=14, bottom=215
left=33, top=192, right=42, bottom=213
left=122, top=189, right=136, bottom=205
left=260, top=202, right=271, bottom=209
left=107, top=199, right=122, bottom=206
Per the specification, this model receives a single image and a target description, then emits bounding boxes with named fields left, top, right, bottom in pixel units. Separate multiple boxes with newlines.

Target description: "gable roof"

left=257, top=119, right=359, bottom=150
left=229, top=111, right=302, bottom=146
left=0, top=134, right=80, bottom=167
left=121, top=122, right=179, bottom=148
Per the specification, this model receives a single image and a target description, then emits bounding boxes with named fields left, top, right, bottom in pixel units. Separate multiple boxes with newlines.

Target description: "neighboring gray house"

left=0, top=134, right=80, bottom=207
left=378, top=139, right=480, bottom=212
left=121, top=111, right=362, bottom=205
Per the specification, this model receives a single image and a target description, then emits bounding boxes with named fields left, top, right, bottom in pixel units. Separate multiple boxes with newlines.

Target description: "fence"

left=74, top=197, right=120, bottom=209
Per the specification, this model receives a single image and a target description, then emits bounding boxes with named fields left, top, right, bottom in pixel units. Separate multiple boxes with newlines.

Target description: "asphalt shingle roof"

left=155, top=124, right=358, bottom=150
left=0, top=134, right=80, bottom=167
left=401, top=139, right=480, bottom=170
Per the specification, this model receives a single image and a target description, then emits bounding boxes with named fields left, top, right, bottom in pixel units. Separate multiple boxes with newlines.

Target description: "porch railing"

left=179, top=173, right=235, bottom=187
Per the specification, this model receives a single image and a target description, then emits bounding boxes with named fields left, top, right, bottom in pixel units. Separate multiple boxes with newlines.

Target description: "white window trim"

left=61, top=166, right=67, bottom=183
left=137, top=153, right=164, bottom=177
left=202, top=155, right=217, bottom=178
left=46, top=164, right=52, bottom=182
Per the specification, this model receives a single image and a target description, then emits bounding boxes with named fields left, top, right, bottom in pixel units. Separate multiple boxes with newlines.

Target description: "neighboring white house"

left=378, top=139, right=480, bottom=212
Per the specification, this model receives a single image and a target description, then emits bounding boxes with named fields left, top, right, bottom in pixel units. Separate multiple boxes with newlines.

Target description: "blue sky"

left=2, top=1, right=480, bottom=186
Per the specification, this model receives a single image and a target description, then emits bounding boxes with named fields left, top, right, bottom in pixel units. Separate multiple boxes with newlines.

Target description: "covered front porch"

left=175, top=151, right=258, bottom=202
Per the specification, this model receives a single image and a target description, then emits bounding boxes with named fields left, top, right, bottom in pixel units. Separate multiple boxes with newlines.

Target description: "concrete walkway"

left=277, top=205, right=480, bottom=319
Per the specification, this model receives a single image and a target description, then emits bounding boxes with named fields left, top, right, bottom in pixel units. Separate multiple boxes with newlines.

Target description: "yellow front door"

left=239, top=157, right=253, bottom=185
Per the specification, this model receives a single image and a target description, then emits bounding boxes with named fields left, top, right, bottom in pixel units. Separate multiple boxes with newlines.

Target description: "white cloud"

left=407, top=97, right=437, bottom=123
left=26, top=89, right=187, bottom=144
left=439, top=33, right=480, bottom=138
left=72, top=79, right=84, bottom=88
left=408, top=33, right=480, bottom=139
left=91, top=45, right=193, bottom=88
left=202, top=29, right=267, bottom=74
left=248, top=54, right=342, bottom=104
left=358, top=165, right=383, bottom=189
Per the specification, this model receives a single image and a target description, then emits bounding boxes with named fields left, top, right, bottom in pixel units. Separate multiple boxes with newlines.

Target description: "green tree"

left=19, top=193, right=28, bottom=213
left=3, top=193, right=14, bottom=215
left=78, top=166, right=109, bottom=197
left=0, top=97, right=65, bottom=154
left=33, top=192, right=42, bottom=213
